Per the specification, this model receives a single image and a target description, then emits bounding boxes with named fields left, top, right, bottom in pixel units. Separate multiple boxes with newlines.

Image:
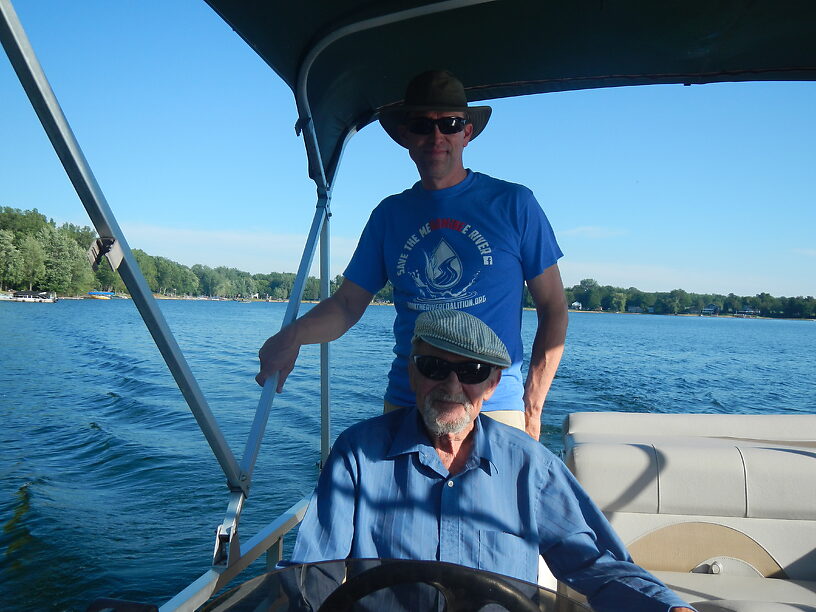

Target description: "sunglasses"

left=405, top=116, right=469, bottom=135
left=412, top=355, right=493, bottom=384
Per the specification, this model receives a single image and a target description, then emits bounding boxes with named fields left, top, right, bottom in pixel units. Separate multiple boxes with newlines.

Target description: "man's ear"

left=462, top=122, right=474, bottom=147
left=481, top=369, right=502, bottom=401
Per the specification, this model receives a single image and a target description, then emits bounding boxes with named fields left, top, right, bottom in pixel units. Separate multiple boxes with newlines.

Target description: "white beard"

left=420, top=390, right=475, bottom=436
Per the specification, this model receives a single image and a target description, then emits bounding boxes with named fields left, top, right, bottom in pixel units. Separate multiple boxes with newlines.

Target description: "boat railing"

left=1, top=1, right=330, bottom=608
left=160, top=496, right=310, bottom=612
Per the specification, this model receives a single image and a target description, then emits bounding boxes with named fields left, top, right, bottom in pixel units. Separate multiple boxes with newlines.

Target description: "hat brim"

left=413, top=333, right=511, bottom=368
left=379, top=105, right=492, bottom=148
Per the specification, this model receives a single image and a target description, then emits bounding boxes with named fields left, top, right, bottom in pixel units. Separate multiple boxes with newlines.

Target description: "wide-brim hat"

left=412, top=309, right=510, bottom=368
left=379, top=70, right=492, bottom=147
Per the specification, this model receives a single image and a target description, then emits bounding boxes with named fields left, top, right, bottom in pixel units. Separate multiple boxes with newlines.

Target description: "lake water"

left=1, top=299, right=814, bottom=610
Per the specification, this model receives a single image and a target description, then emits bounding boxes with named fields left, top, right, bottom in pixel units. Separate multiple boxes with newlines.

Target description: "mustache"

left=428, top=390, right=470, bottom=405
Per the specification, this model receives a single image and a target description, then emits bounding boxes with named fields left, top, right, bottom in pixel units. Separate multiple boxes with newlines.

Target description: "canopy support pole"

left=319, top=209, right=331, bottom=466
left=221, top=192, right=330, bottom=568
left=240, top=191, right=330, bottom=486
left=0, top=0, right=245, bottom=495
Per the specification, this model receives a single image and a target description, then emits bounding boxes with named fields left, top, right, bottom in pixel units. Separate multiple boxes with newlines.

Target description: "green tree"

left=626, top=288, right=644, bottom=309
left=38, top=226, right=73, bottom=293
left=60, top=222, right=96, bottom=250
left=585, top=288, right=602, bottom=310
left=0, top=229, right=23, bottom=290
left=38, top=226, right=92, bottom=294
left=0, top=207, right=52, bottom=237
left=569, top=278, right=602, bottom=309
left=691, top=295, right=706, bottom=313
left=611, top=292, right=627, bottom=313
left=669, top=289, right=691, bottom=313
left=214, top=278, right=234, bottom=297
left=653, top=293, right=679, bottom=314
left=233, top=274, right=256, bottom=298
left=18, top=234, right=46, bottom=290
left=133, top=249, right=159, bottom=292
left=94, top=258, right=126, bottom=293
left=724, top=293, right=742, bottom=314
left=302, top=276, right=321, bottom=301
left=374, top=281, right=394, bottom=303
left=192, top=264, right=220, bottom=296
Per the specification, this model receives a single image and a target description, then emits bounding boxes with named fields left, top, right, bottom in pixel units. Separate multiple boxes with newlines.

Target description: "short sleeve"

left=517, top=189, right=563, bottom=281
left=343, top=206, right=388, bottom=294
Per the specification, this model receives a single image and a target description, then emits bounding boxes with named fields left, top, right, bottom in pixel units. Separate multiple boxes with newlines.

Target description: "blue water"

left=1, top=300, right=814, bottom=610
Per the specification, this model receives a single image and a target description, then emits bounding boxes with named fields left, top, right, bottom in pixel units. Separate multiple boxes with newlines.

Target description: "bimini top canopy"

left=204, top=0, right=816, bottom=191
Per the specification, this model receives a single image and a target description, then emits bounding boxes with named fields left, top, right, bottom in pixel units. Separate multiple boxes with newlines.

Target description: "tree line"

left=533, top=278, right=816, bottom=320
left=0, top=207, right=371, bottom=301
left=2, top=207, right=812, bottom=318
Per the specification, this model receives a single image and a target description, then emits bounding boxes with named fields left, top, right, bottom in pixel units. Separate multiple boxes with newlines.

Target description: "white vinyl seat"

left=563, top=412, right=816, bottom=609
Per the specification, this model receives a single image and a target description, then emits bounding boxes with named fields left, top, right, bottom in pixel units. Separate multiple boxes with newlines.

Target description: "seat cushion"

left=654, top=572, right=816, bottom=606
left=693, top=602, right=816, bottom=612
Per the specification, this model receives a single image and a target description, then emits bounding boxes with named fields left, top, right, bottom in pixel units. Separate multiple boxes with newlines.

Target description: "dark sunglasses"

left=412, top=355, right=493, bottom=384
left=405, top=116, right=469, bottom=135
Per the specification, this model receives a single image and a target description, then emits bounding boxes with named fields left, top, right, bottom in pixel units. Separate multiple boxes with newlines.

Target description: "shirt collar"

left=386, top=408, right=498, bottom=476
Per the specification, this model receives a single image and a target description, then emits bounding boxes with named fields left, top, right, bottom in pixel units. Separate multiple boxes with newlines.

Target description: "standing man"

left=257, top=70, right=567, bottom=439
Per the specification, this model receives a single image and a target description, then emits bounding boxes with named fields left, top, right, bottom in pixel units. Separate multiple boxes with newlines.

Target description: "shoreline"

left=2, top=291, right=809, bottom=321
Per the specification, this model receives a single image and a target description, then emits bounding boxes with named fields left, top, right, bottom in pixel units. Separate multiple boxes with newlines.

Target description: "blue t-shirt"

left=344, top=171, right=563, bottom=411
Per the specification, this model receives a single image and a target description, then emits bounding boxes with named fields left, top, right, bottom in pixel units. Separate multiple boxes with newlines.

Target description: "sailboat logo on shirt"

left=424, top=239, right=461, bottom=290
left=408, top=238, right=481, bottom=304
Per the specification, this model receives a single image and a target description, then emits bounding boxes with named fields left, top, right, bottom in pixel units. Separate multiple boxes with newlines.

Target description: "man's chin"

left=423, top=406, right=473, bottom=436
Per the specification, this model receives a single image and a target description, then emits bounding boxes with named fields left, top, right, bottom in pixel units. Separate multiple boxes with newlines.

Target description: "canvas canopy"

left=205, top=0, right=816, bottom=190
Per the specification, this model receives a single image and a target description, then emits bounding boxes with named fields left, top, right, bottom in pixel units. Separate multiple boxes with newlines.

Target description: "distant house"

left=570, top=301, right=582, bottom=310
left=702, top=304, right=720, bottom=316
left=736, top=308, right=760, bottom=318
left=627, top=306, right=643, bottom=314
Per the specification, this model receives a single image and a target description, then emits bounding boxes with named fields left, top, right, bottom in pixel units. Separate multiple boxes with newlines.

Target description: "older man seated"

left=291, top=309, right=694, bottom=612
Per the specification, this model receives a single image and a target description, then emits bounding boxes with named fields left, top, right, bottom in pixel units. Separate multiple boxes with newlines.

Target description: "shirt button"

left=447, top=480, right=454, bottom=487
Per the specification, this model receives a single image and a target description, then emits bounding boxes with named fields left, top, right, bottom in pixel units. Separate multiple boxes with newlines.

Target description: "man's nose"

left=440, top=369, right=463, bottom=391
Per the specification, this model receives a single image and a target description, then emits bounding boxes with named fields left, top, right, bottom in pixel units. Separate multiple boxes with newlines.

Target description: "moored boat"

left=7, top=289, right=57, bottom=303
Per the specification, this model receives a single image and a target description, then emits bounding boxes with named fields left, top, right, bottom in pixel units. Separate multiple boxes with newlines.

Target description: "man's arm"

left=539, top=461, right=695, bottom=612
left=256, top=278, right=374, bottom=390
left=523, top=264, right=568, bottom=439
left=290, top=432, right=358, bottom=563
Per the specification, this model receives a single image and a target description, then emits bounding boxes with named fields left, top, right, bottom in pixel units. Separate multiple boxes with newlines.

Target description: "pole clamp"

left=87, top=236, right=124, bottom=271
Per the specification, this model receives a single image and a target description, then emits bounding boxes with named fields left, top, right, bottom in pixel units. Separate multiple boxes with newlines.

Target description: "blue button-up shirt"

left=291, top=408, right=691, bottom=612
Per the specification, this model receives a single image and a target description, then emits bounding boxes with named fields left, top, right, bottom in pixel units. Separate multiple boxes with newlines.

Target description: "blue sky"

left=2, top=1, right=814, bottom=297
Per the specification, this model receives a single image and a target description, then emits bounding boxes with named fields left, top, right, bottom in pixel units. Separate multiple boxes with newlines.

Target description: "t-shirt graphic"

left=409, top=236, right=482, bottom=307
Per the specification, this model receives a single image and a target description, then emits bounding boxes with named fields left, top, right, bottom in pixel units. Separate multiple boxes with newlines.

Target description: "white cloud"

left=793, top=248, right=816, bottom=257
left=560, top=226, right=627, bottom=239
left=121, top=222, right=358, bottom=277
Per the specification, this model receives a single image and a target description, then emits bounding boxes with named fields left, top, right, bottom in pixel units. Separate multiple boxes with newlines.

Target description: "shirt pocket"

left=477, top=530, right=538, bottom=582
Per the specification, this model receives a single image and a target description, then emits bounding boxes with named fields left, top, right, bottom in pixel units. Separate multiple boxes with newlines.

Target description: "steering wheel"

left=316, top=559, right=540, bottom=612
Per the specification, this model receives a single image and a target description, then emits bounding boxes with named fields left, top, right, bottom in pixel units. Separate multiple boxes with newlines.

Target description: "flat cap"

left=412, top=309, right=510, bottom=368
